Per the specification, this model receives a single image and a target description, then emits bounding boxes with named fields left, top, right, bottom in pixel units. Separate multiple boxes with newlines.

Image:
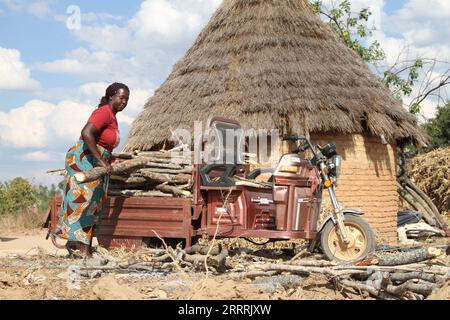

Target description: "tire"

left=320, top=214, right=376, bottom=263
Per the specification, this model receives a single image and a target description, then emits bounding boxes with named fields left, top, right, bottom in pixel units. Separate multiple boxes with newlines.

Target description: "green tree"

left=311, top=0, right=385, bottom=63
left=310, top=0, right=449, bottom=116
left=422, top=102, right=450, bottom=150
left=0, top=178, right=62, bottom=216
left=33, top=183, right=60, bottom=213
left=0, top=177, right=36, bottom=215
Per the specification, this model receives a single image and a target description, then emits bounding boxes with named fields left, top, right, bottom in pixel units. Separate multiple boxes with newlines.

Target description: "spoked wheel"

left=320, top=215, right=376, bottom=263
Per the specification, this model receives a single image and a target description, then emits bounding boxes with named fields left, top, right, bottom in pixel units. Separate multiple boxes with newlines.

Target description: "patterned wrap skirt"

left=53, top=139, right=111, bottom=245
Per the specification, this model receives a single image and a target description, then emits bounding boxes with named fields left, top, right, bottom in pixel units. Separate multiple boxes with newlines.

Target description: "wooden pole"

left=74, top=157, right=150, bottom=183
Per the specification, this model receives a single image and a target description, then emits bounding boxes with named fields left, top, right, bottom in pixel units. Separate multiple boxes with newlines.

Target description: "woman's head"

left=99, top=82, right=130, bottom=112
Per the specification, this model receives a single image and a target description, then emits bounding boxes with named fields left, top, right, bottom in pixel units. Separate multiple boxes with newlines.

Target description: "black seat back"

left=200, top=118, right=245, bottom=187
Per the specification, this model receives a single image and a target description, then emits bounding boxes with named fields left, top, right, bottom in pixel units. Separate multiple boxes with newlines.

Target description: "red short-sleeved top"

left=85, top=105, right=120, bottom=152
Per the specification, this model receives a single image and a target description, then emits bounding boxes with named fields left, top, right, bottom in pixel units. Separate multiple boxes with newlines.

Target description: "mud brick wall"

left=309, top=133, right=398, bottom=244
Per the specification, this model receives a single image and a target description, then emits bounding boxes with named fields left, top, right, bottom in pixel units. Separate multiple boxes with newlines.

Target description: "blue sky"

left=0, top=0, right=449, bottom=186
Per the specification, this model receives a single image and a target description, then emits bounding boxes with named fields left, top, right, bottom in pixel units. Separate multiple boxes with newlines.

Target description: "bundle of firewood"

left=397, top=148, right=450, bottom=236
left=96, top=243, right=449, bottom=300
left=72, top=150, right=194, bottom=198
left=232, top=245, right=449, bottom=300
left=407, top=147, right=450, bottom=215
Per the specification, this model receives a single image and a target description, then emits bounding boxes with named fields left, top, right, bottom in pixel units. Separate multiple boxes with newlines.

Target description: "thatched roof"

left=124, top=0, right=427, bottom=152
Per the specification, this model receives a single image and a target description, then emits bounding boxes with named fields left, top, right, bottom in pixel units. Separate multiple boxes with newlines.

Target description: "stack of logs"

left=74, top=150, right=194, bottom=198
left=108, top=151, right=194, bottom=198
left=55, top=149, right=269, bottom=197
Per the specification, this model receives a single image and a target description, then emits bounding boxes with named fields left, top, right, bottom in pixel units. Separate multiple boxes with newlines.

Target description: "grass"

left=0, top=209, right=47, bottom=235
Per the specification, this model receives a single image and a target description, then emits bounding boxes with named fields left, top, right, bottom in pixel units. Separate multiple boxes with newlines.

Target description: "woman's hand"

left=99, top=160, right=113, bottom=176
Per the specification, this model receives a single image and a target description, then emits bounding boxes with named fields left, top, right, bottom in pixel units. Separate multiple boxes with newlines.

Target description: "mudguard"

left=317, top=209, right=364, bottom=233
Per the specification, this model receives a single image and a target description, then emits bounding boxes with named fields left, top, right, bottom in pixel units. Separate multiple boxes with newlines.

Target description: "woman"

left=53, top=82, right=130, bottom=257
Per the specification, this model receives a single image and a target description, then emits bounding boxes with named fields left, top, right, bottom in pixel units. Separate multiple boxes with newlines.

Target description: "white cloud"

left=35, top=48, right=155, bottom=90
left=0, top=47, right=40, bottom=91
left=36, top=48, right=114, bottom=78
left=21, top=151, right=51, bottom=161
left=62, top=0, right=222, bottom=55
left=32, top=80, right=151, bottom=127
left=0, top=99, right=93, bottom=148
left=72, top=25, right=131, bottom=53
left=129, top=0, right=205, bottom=44
left=0, top=81, right=151, bottom=149
left=37, top=0, right=223, bottom=88
left=78, top=82, right=109, bottom=102
left=369, top=0, right=450, bottom=118
left=24, top=151, right=48, bottom=161
left=0, top=0, right=53, bottom=18
left=391, top=0, right=450, bottom=21
left=80, top=12, right=124, bottom=23
left=382, top=0, right=450, bottom=57
left=53, top=6, right=125, bottom=21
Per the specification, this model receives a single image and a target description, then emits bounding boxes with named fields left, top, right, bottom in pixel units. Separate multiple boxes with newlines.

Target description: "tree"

left=310, top=0, right=449, bottom=116
left=0, top=178, right=36, bottom=215
left=33, top=183, right=61, bottom=213
left=311, top=0, right=385, bottom=63
left=0, top=178, right=62, bottom=216
left=422, top=102, right=450, bottom=150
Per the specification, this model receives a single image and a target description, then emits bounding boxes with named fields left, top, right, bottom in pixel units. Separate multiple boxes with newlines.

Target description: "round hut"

left=124, top=0, right=427, bottom=244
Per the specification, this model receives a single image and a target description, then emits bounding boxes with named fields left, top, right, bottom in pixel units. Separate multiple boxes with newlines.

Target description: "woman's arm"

left=81, top=123, right=113, bottom=175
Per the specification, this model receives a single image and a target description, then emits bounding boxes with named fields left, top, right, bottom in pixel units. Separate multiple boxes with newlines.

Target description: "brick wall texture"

left=309, top=133, right=398, bottom=244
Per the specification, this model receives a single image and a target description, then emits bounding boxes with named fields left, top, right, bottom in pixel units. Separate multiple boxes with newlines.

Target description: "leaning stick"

left=46, top=169, right=66, bottom=175
left=399, top=176, right=442, bottom=218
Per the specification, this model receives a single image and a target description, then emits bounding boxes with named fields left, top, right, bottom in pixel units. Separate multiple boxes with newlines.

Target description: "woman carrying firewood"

left=52, top=82, right=130, bottom=257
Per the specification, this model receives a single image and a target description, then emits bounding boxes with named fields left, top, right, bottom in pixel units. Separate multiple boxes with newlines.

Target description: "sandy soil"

left=0, top=230, right=448, bottom=300
left=0, top=230, right=98, bottom=258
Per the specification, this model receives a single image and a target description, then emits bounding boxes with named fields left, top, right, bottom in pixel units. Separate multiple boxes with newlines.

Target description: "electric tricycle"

left=193, top=118, right=376, bottom=262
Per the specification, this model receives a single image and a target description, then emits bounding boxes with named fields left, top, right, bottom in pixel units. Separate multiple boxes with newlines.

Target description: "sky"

left=0, top=0, right=449, bottom=187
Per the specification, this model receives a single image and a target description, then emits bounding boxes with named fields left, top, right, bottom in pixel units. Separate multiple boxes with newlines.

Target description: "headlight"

left=327, top=155, right=342, bottom=184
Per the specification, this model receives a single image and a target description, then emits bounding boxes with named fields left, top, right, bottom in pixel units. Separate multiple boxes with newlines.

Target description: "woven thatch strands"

left=123, top=0, right=427, bottom=152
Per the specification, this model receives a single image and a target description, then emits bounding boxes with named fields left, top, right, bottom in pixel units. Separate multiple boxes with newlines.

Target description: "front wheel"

left=320, top=215, right=376, bottom=263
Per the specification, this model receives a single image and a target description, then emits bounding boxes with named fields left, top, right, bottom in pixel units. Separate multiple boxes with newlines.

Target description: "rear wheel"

left=320, top=215, right=376, bottom=263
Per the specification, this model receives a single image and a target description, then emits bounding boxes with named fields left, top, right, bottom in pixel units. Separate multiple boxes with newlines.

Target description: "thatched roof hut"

left=124, top=0, right=427, bottom=244
left=124, top=0, right=426, bottom=151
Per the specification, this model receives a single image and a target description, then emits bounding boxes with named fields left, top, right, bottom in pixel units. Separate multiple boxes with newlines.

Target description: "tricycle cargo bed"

left=45, top=195, right=193, bottom=249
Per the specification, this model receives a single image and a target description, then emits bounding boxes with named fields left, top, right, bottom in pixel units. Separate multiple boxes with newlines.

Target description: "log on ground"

left=375, top=247, right=442, bottom=266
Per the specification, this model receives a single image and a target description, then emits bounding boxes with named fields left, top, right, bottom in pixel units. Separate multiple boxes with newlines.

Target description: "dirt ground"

left=0, top=229, right=448, bottom=300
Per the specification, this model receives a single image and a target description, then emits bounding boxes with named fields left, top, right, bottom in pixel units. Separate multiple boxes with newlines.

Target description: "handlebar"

left=281, top=134, right=308, bottom=141
left=281, top=135, right=299, bottom=141
left=297, top=145, right=309, bottom=153
left=281, top=134, right=321, bottom=159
